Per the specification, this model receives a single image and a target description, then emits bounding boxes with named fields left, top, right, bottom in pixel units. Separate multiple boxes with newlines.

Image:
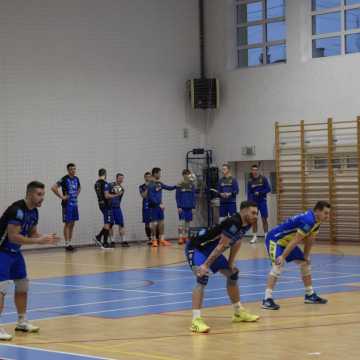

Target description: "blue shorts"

left=62, top=204, right=79, bottom=223
left=112, top=207, right=124, bottom=227
left=265, top=232, right=305, bottom=263
left=185, top=243, right=230, bottom=274
left=0, top=251, right=27, bottom=281
left=100, top=207, right=114, bottom=225
left=256, top=200, right=268, bottom=219
left=179, top=208, right=193, bottom=222
left=150, top=206, right=164, bottom=222
left=219, top=202, right=237, bottom=218
left=142, top=208, right=151, bottom=224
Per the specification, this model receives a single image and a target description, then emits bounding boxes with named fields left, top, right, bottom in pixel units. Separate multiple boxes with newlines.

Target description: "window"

left=312, top=0, right=360, bottom=58
left=235, top=0, right=286, bottom=67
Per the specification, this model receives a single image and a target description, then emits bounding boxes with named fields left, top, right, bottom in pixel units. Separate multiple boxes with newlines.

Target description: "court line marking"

left=0, top=343, right=115, bottom=359
left=3, top=274, right=357, bottom=316
left=2, top=282, right=354, bottom=324
left=31, top=281, right=174, bottom=296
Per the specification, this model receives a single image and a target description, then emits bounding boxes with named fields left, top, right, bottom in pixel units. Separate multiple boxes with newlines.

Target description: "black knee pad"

left=197, top=274, right=209, bottom=286
left=230, top=269, right=239, bottom=281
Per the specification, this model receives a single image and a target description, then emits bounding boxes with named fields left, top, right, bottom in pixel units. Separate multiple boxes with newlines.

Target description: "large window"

left=235, top=0, right=286, bottom=68
left=312, top=0, right=360, bottom=58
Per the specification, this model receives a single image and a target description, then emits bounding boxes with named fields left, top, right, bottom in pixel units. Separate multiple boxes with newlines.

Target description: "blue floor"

left=1, top=252, right=360, bottom=359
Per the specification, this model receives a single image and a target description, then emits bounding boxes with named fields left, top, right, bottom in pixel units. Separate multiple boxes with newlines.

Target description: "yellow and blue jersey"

left=270, top=210, right=320, bottom=248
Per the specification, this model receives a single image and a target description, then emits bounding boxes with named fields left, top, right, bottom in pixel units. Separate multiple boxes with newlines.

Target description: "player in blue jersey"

left=139, top=172, right=157, bottom=245
left=247, top=164, right=271, bottom=244
left=176, top=169, right=196, bottom=245
left=0, top=181, right=60, bottom=340
left=94, top=169, right=121, bottom=249
left=147, top=167, right=176, bottom=247
left=185, top=201, right=260, bottom=333
left=110, top=173, right=128, bottom=247
left=262, top=201, right=331, bottom=310
left=217, top=164, right=239, bottom=221
left=51, top=163, right=81, bottom=252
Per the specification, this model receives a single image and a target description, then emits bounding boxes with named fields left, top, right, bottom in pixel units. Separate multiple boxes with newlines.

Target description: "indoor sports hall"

left=0, top=1, right=359, bottom=359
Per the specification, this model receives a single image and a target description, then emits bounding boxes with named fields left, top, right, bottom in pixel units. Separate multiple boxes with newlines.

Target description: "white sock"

left=65, top=240, right=70, bottom=246
left=265, top=288, right=273, bottom=299
left=18, top=314, right=26, bottom=323
left=305, top=286, right=314, bottom=296
left=233, top=301, right=244, bottom=314
left=192, top=309, right=201, bottom=320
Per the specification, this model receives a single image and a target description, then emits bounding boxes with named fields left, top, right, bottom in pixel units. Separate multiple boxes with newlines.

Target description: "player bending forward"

left=185, top=201, right=260, bottom=333
left=262, top=201, right=331, bottom=310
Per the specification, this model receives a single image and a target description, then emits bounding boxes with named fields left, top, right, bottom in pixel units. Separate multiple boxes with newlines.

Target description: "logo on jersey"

left=302, top=223, right=312, bottom=233
left=228, top=224, right=239, bottom=235
left=16, top=209, right=24, bottom=221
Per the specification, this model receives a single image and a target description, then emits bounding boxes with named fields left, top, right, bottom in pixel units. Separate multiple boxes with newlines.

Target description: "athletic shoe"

left=110, top=241, right=116, bottom=248
left=262, top=298, right=280, bottom=310
left=304, top=293, right=328, bottom=304
left=94, top=235, right=102, bottom=247
left=147, top=240, right=152, bottom=246
left=0, top=328, right=12, bottom=341
left=151, top=240, right=159, bottom=248
left=190, top=317, right=210, bottom=333
left=178, top=237, right=185, bottom=245
left=15, top=321, right=40, bottom=333
left=65, top=245, right=76, bottom=252
left=101, top=243, right=112, bottom=250
left=232, top=309, right=260, bottom=322
left=250, top=235, right=258, bottom=244
left=159, top=239, right=171, bottom=246
left=120, top=241, right=130, bottom=247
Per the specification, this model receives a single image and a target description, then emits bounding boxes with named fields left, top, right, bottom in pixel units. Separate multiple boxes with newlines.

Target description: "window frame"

left=311, top=0, right=360, bottom=57
left=235, top=0, right=287, bottom=68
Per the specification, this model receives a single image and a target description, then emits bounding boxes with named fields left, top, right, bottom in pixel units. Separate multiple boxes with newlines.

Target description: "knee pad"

left=270, top=264, right=282, bottom=278
left=14, top=278, right=29, bottom=293
left=0, top=280, right=11, bottom=296
left=196, top=274, right=209, bottom=286
left=227, top=269, right=239, bottom=286
left=300, top=262, right=311, bottom=277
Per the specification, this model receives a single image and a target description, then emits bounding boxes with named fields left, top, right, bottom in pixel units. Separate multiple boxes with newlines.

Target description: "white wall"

left=204, top=0, right=360, bottom=163
left=0, top=0, right=205, bottom=244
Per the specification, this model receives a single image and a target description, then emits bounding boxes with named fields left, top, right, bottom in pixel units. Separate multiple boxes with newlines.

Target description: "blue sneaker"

left=304, top=293, right=328, bottom=304
left=262, top=298, right=280, bottom=310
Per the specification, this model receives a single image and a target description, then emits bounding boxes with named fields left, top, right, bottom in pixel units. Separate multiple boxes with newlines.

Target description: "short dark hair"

left=240, top=200, right=258, bottom=210
left=314, top=201, right=331, bottom=211
left=67, top=163, right=76, bottom=170
left=116, top=173, right=124, bottom=178
left=182, top=169, right=191, bottom=176
left=251, top=164, right=258, bottom=169
left=152, top=167, right=161, bottom=176
left=144, top=172, right=151, bottom=177
left=26, top=181, right=45, bottom=194
left=98, top=168, right=106, bottom=177
left=222, top=163, right=230, bottom=169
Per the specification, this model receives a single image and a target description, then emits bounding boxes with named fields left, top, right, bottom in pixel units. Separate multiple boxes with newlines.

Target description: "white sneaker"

left=250, top=235, right=258, bottom=244
left=15, top=321, right=40, bottom=333
left=0, top=328, right=12, bottom=341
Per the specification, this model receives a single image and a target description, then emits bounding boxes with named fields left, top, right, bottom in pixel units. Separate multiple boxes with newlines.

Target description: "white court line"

left=2, top=282, right=349, bottom=325
left=0, top=344, right=114, bottom=360
left=31, top=281, right=174, bottom=296
left=3, top=274, right=357, bottom=317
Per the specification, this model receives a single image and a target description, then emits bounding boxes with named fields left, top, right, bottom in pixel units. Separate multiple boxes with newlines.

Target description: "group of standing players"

left=0, top=161, right=331, bottom=339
